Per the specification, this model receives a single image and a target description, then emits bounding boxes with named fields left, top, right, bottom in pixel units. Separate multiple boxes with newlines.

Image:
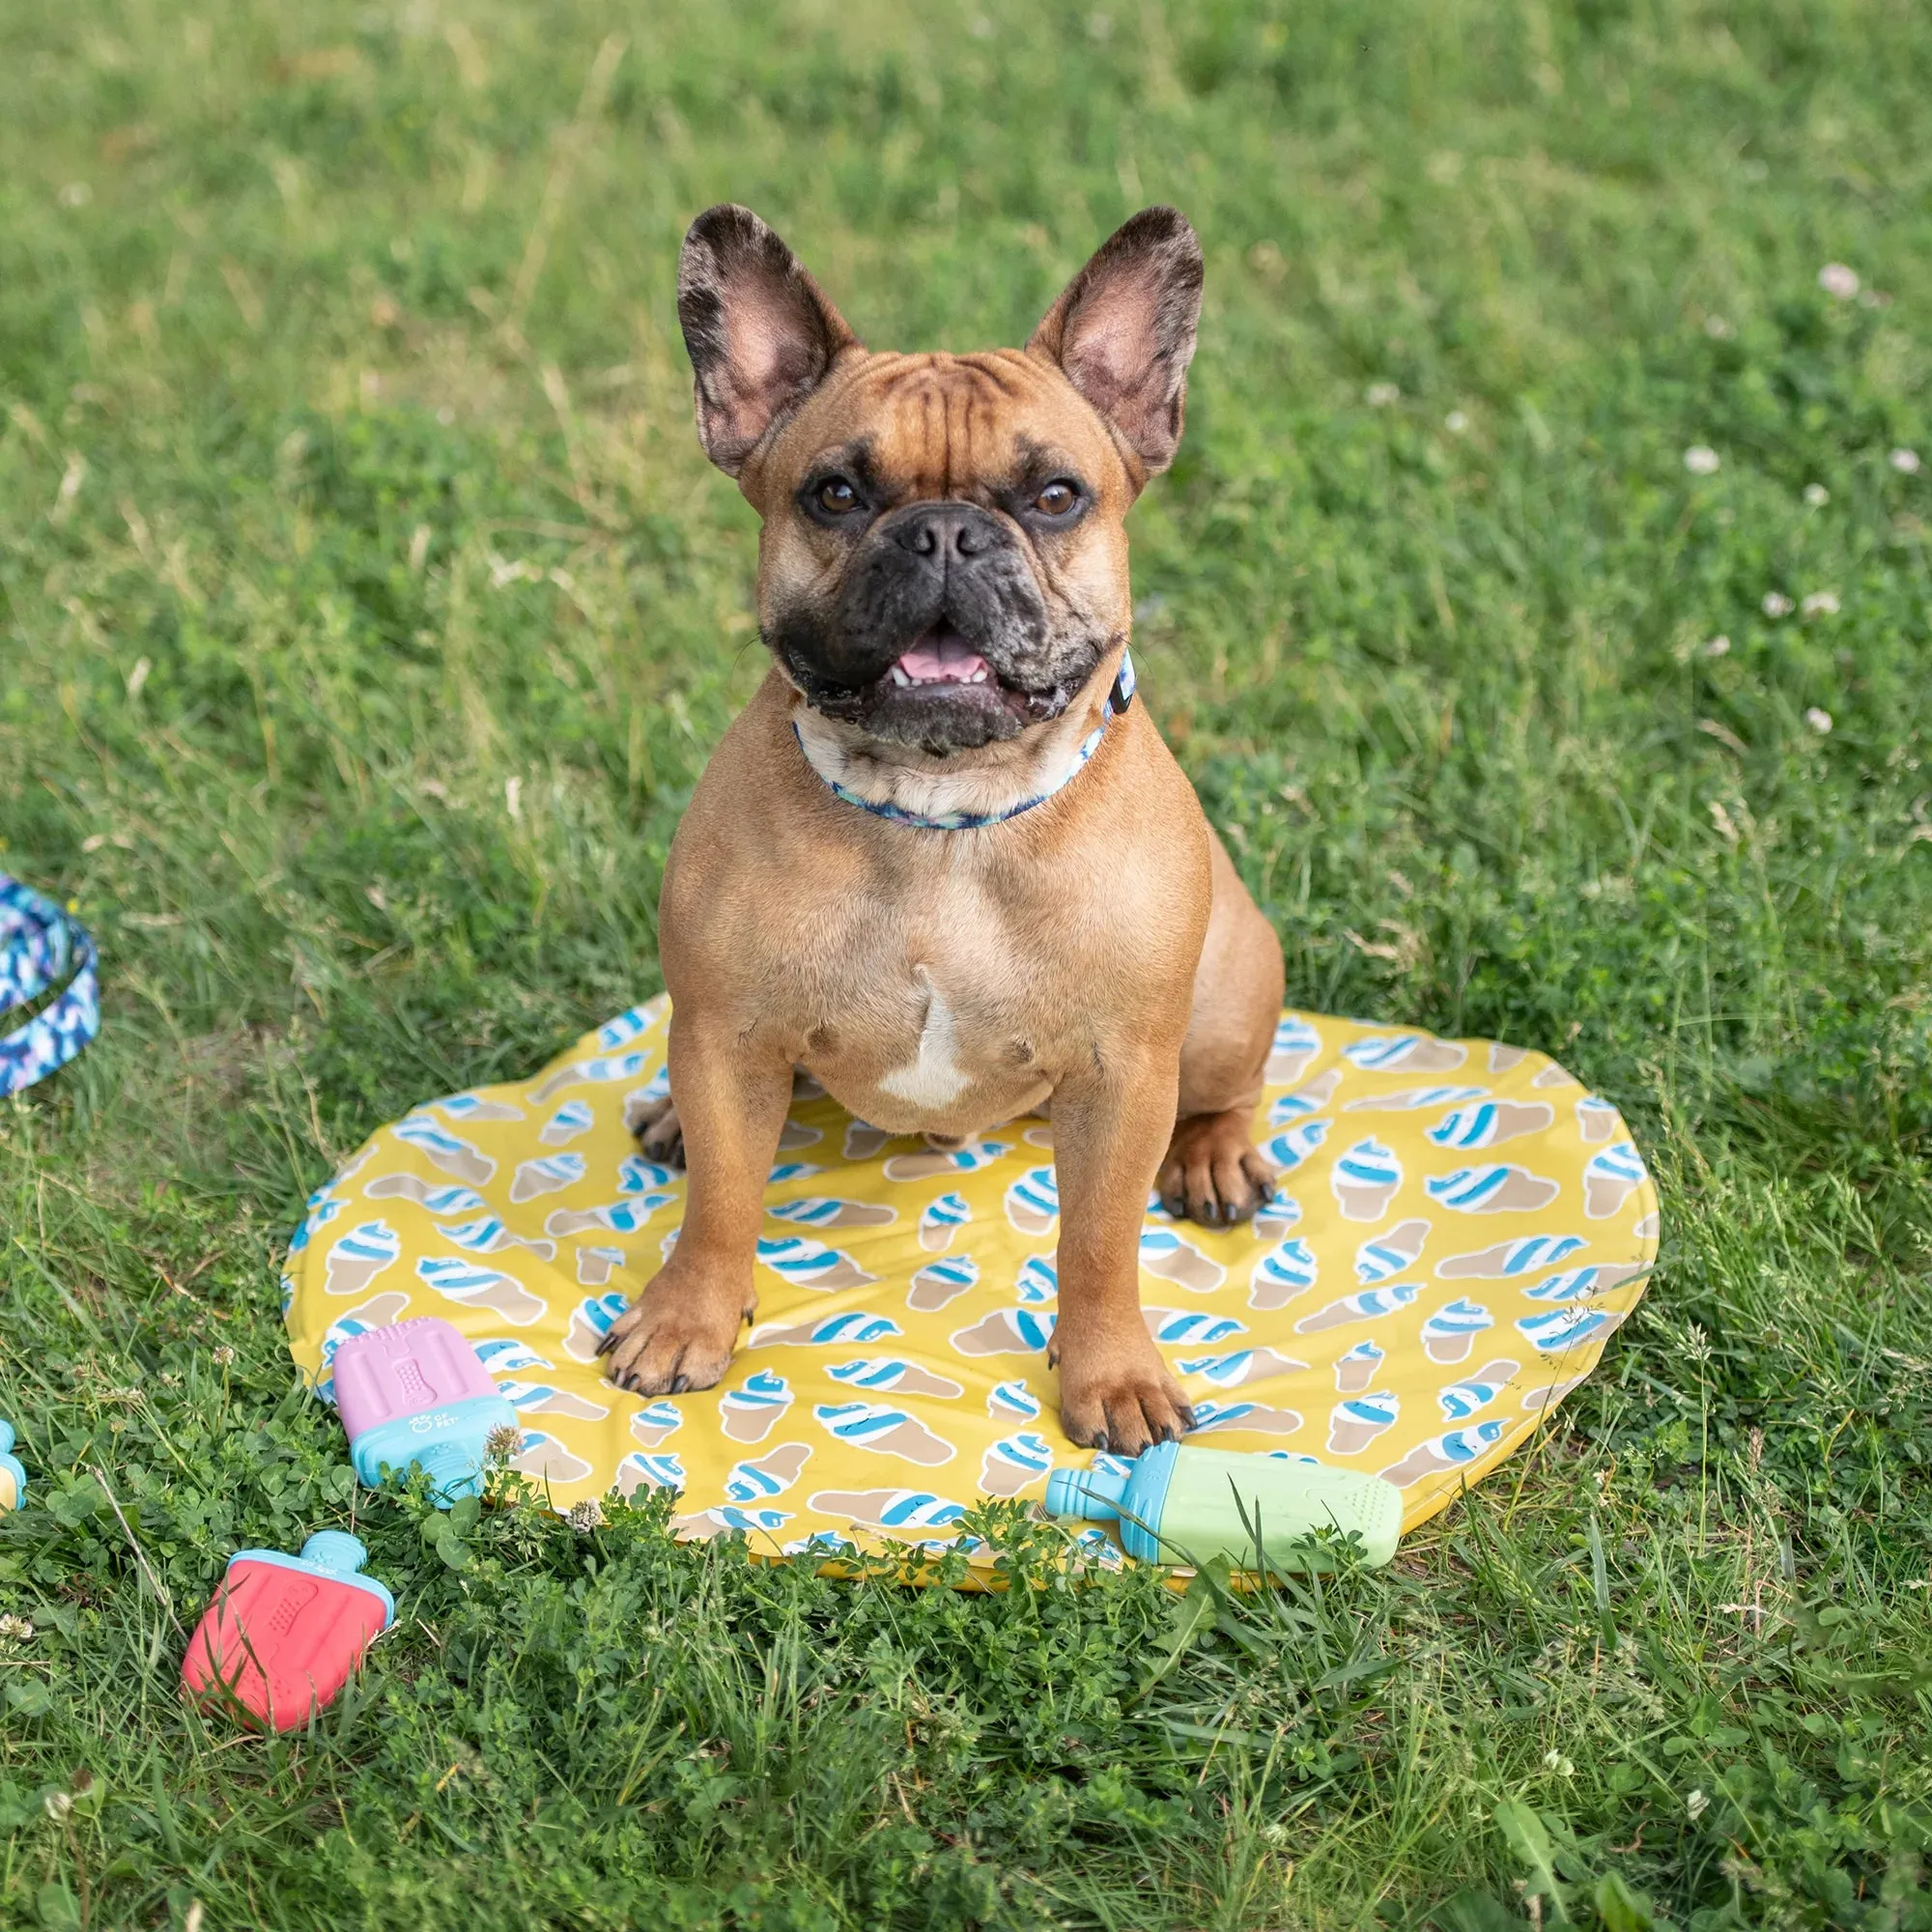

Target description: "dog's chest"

left=789, top=882, right=1064, bottom=1132
left=876, top=965, right=973, bottom=1111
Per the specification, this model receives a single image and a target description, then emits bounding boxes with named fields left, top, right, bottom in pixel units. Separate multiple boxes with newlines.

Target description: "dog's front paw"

left=1053, top=1325, right=1195, bottom=1457
left=596, top=1267, right=749, bottom=1395
left=1158, top=1108, right=1274, bottom=1226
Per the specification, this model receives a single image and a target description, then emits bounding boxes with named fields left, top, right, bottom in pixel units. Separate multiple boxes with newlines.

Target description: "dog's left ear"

left=1028, top=207, right=1204, bottom=481
left=677, top=204, right=860, bottom=477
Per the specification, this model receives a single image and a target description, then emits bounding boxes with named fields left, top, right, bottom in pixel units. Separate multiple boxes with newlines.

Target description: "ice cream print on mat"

left=281, top=1000, right=1659, bottom=1566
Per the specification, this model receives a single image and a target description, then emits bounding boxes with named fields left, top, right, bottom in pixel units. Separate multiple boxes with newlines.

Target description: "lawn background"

left=3, top=1, right=1932, bottom=1926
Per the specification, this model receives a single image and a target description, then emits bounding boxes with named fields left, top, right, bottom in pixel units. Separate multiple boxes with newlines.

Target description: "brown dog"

left=598, top=205, right=1285, bottom=1454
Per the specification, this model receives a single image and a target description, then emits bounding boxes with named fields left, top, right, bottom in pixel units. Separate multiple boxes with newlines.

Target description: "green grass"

left=3, top=0, right=1932, bottom=1924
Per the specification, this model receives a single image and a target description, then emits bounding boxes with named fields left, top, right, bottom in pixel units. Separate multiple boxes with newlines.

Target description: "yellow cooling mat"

left=283, top=998, right=1659, bottom=1574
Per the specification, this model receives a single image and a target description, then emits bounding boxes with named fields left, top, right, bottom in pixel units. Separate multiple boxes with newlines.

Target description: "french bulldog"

left=599, top=204, right=1285, bottom=1454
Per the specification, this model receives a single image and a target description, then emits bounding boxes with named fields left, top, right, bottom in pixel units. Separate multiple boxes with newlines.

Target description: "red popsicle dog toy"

left=181, top=1530, right=394, bottom=1730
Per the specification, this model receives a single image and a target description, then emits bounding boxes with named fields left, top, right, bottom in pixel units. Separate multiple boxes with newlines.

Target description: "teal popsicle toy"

left=0, top=1421, right=24, bottom=1511
left=1044, top=1442, right=1403, bottom=1572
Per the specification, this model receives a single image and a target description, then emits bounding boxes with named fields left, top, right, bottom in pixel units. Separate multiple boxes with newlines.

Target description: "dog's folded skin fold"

left=599, top=204, right=1286, bottom=1455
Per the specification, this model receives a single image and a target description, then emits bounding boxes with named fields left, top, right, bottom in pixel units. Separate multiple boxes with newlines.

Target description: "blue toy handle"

left=0, top=1420, right=25, bottom=1510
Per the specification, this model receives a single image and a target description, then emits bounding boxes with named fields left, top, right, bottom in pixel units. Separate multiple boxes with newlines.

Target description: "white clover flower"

left=1704, top=315, right=1735, bottom=339
left=1702, top=635, right=1731, bottom=659
left=1444, top=409, right=1469, bottom=435
left=567, top=1499, right=606, bottom=1534
left=1818, top=263, right=1860, bottom=299
left=1890, top=447, right=1921, bottom=474
left=0, top=1614, right=34, bottom=1644
left=212, top=1345, right=236, bottom=1367
left=1365, top=382, right=1401, bottom=408
left=1805, top=707, right=1833, bottom=734
left=1762, top=592, right=1794, bottom=617
left=1804, top=483, right=1829, bottom=506
left=1801, top=591, right=1839, bottom=617
left=1684, top=445, right=1720, bottom=474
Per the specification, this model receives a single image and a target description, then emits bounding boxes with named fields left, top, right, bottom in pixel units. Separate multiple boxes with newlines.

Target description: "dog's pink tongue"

left=897, top=634, right=988, bottom=683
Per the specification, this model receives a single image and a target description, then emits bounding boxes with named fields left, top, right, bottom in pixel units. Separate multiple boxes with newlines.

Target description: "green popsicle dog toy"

left=1045, top=1442, right=1403, bottom=1572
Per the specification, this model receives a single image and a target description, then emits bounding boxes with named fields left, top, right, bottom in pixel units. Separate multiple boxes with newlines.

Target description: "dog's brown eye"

left=815, top=476, right=861, bottom=515
left=1034, top=480, right=1079, bottom=516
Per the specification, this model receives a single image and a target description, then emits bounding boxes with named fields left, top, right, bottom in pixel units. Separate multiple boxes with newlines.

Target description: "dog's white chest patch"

left=878, top=966, right=971, bottom=1111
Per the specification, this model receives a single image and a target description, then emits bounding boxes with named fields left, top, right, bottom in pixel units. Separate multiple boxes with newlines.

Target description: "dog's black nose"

left=887, top=501, right=1002, bottom=559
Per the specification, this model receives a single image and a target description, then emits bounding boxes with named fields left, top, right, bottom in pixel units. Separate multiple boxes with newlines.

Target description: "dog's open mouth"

left=886, top=625, right=992, bottom=688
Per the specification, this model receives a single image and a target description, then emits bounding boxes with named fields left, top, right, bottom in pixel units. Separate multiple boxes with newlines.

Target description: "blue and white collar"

left=1, top=874, right=100, bottom=1096
left=791, top=648, right=1136, bottom=832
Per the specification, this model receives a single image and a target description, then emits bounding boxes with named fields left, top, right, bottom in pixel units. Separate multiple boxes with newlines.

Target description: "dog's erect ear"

left=1028, top=207, right=1204, bottom=479
left=677, top=205, right=860, bottom=476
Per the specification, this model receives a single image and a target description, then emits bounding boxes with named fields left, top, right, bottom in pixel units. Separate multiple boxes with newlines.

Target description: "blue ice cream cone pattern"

left=1015, top=1256, right=1059, bottom=1304
left=1327, top=1390, right=1401, bottom=1455
left=1354, top=1219, right=1429, bottom=1283
left=1332, top=1139, right=1403, bottom=1220
left=1425, top=1164, right=1560, bottom=1213
left=814, top=1402, right=954, bottom=1465
left=541, top=1099, right=596, bottom=1146
left=1379, top=1419, right=1511, bottom=1488
left=1426, top=1100, right=1554, bottom=1150
left=1005, top=1167, right=1059, bottom=1235
left=755, top=1236, right=879, bottom=1292
left=908, top=1253, right=978, bottom=1311
left=1295, top=1283, right=1422, bottom=1334
left=282, top=998, right=1659, bottom=1569
left=324, top=1222, right=400, bottom=1298
left=987, top=1379, right=1040, bottom=1418
left=1334, top=1340, right=1384, bottom=1393
left=719, top=1369, right=792, bottom=1444
left=769, top=1195, right=896, bottom=1232
left=1260, top=1119, right=1329, bottom=1176
left=919, top=1192, right=971, bottom=1251
left=1148, top=1310, right=1246, bottom=1346
left=432, top=1093, right=525, bottom=1123
left=1584, top=1143, right=1649, bottom=1219
left=1420, top=1297, right=1494, bottom=1364
left=1436, top=1233, right=1587, bottom=1279
left=1516, top=1305, right=1624, bottom=1353
left=363, top=1176, right=490, bottom=1215
left=1138, top=1227, right=1226, bottom=1293
left=1268, top=1067, right=1340, bottom=1123
left=980, top=1429, right=1054, bottom=1495
left=1435, top=1361, right=1518, bottom=1420
left=1254, top=1188, right=1301, bottom=1237
left=1343, top=1033, right=1466, bottom=1074
left=1266, top=1014, right=1322, bottom=1085
left=1250, top=1236, right=1319, bottom=1310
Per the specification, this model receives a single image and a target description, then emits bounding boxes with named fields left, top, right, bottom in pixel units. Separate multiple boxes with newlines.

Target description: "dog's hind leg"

left=1157, top=827, right=1284, bottom=1226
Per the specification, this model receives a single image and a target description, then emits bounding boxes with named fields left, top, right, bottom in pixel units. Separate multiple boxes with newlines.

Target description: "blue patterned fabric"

left=0, top=875, right=99, bottom=1097
left=793, top=648, right=1138, bottom=831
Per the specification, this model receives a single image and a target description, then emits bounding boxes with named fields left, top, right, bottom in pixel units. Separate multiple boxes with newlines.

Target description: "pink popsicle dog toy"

left=332, top=1317, right=518, bottom=1504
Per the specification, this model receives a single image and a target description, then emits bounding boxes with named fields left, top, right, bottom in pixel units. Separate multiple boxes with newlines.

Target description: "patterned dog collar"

left=793, top=647, right=1137, bottom=832
left=1, top=875, right=100, bottom=1097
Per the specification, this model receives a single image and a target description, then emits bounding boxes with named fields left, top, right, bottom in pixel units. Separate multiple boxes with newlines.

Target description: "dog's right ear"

left=676, top=205, right=859, bottom=477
